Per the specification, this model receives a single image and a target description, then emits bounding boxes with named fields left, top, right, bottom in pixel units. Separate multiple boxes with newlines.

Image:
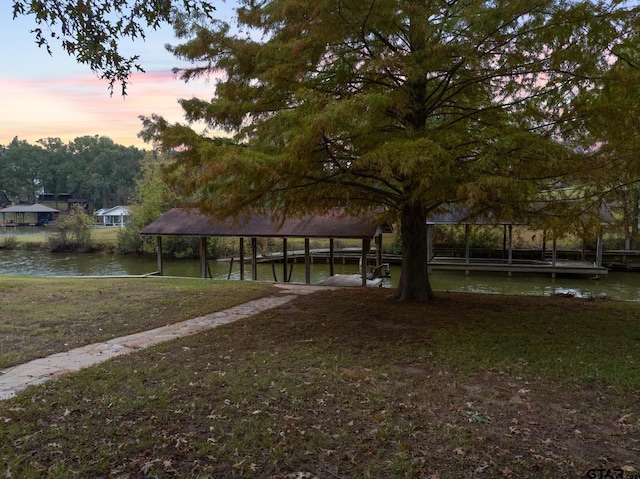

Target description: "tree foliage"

left=139, top=0, right=639, bottom=300
left=14, top=0, right=640, bottom=300
left=573, top=44, right=640, bottom=249
left=0, top=137, right=46, bottom=203
left=49, top=204, right=93, bottom=252
left=65, top=136, right=144, bottom=209
left=0, top=136, right=144, bottom=209
left=117, top=151, right=180, bottom=254
left=11, top=0, right=215, bottom=94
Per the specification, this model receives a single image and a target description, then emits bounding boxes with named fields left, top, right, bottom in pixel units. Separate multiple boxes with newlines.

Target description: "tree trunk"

left=395, top=204, right=434, bottom=301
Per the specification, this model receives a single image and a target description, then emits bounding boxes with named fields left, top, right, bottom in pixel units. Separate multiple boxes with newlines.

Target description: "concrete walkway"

left=0, top=283, right=330, bottom=401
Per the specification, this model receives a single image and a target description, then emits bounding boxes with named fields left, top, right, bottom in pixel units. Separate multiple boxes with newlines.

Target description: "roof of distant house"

left=0, top=204, right=59, bottom=213
left=95, top=206, right=130, bottom=216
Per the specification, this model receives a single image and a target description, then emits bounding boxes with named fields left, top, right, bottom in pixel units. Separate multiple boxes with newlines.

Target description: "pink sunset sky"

left=0, top=5, right=234, bottom=150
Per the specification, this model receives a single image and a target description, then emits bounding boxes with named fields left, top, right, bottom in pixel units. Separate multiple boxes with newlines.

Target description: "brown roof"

left=141, top=208, right=389, bottom=239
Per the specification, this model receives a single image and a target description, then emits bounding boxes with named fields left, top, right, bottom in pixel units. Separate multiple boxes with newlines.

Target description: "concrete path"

left=0, top=284, right=330, bottom=401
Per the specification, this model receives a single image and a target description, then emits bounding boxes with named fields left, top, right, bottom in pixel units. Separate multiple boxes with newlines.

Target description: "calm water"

left=1, top=249, right=640, bottom=301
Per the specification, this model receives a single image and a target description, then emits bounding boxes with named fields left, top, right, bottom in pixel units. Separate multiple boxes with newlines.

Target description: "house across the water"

left=94, top=206, right=131, bottom=227
left=0, top=204, right=59, bottom=226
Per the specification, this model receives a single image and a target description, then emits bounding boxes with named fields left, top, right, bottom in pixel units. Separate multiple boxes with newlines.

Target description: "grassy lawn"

left=1, top=227, right=121, bottom=249
left=0, top=277, right=276, bottom=369
left=88, top=227, right=120, bottom=245
left=0, top=282, right=639, bottom=478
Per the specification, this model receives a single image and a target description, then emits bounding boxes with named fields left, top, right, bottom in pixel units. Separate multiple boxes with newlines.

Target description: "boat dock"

left=426, top=258, right=608, bottom=277
left=255, top=249, right=609, bottom=278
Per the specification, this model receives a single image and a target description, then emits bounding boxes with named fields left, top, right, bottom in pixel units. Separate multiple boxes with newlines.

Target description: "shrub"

left=432, top=224, right=502, bottom=249
left=0, top=235, right=18, bottom=249
left=48, top=205, right=93, bottom=252
left=116, top=223, right=151, bottom=254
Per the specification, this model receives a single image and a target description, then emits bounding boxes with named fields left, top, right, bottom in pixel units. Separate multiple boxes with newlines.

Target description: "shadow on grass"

left=1, top=288, right=639, bottom=478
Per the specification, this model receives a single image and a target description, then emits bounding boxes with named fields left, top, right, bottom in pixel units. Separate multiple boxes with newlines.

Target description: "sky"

left=0, top=4, right=235, bottom=150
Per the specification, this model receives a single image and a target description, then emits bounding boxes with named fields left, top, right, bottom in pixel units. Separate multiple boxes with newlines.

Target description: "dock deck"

left=316, top=274, right=386, bottom=287
left=427, top=258, right=608, bottom=277
left=253, top=250, right=609, bottom=277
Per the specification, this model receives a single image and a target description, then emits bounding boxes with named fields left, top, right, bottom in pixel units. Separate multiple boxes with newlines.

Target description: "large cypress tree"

left=14, top=0, right=640, bottom=300
left=141, top=0, right=637, bottom=300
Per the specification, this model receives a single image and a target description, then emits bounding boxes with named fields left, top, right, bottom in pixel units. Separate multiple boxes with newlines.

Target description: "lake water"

left=1, top=249, right=640, bottom=301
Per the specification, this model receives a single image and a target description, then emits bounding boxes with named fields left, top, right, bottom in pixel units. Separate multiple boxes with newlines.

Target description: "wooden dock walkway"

left=252, top=250, right=609, bottom=277
left=426, top=258, right=608, bottom=277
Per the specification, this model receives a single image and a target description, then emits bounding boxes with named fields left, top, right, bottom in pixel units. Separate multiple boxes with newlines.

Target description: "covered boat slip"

left=0, top=204, right=59, bottom=226
left=140, top=208, right=390, bottom=286
left=426, top=214, right=609, bottom=277
left=141, top=207, right=610, bottom=285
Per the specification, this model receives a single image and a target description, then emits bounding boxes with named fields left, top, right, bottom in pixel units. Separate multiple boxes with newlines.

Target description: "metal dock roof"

left=141, top=208, right=389, bottom=239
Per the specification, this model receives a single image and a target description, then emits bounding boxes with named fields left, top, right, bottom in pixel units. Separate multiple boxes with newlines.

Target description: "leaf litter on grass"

left=1, top=287, right=639, bottom=478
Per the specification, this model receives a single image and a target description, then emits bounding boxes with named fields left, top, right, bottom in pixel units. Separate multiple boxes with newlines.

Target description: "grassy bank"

left=0, top=282, right=639, bottom=478
left=0, top=227, right=121, bottom=251
left=0, top=227, right=367, bottom=255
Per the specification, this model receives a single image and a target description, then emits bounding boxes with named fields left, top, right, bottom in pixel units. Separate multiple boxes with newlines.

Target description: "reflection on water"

left=430, top=269, right=640, bottom=302
left=1, top=249, right=640, bottom=301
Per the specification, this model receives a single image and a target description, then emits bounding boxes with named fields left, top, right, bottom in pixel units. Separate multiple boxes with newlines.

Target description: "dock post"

left=551, top=235, right=558, bottom=279
left=376, top=231, right=383, bottom=267
left=596, top=233, right=603, bottom=267
left=465, top=224, right=471, bottom=276
left=507, top=224, right=513, bottom=277
left=361, top=239, right=371, bottom=287
left=156, top=236, right=163, bottom=276
left=551, top=236, right=557, bottom=277
left=199, top=237, right=208, bottom=278
left=552, top=237, right=557, bottom=267
left=503, top=225, right=507, bottom=259
left=464, top=224, right=471, bottom=264
left=239, top=238, right=245, bottom=280
left=329, top=238, right=335, bottom=276
left=305, top=238, right=311, bottom=284
left=227, top=257, right=234, bottom=280
left=283, top=238, right=288, bottom=282
left=251, top=237, right=258, bottom=280
left=426, top=224, right=433, bottom=274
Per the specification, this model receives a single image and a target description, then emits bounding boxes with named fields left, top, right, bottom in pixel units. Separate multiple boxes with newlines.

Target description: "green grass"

left=430, top=295, right=640, bottom=390
left=1, top=226, right=120, bottom=249
left=88, top=227, right=120, bottom=245
left=0, top=284, right=638, bottom=478
left=0, top=276, right=276, bottom=368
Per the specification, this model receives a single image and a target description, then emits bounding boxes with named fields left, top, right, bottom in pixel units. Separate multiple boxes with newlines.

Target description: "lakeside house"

left=94, top=206, right=131, bottom=227
left=0, top=204, right=59, bottom=226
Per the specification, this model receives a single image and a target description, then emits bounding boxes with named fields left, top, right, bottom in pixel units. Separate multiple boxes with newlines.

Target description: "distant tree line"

left=0, top=135, right=144, bottom=210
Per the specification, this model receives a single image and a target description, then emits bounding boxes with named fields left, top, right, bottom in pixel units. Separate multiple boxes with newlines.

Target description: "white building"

left=95, top=206, right=131, bottom=227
